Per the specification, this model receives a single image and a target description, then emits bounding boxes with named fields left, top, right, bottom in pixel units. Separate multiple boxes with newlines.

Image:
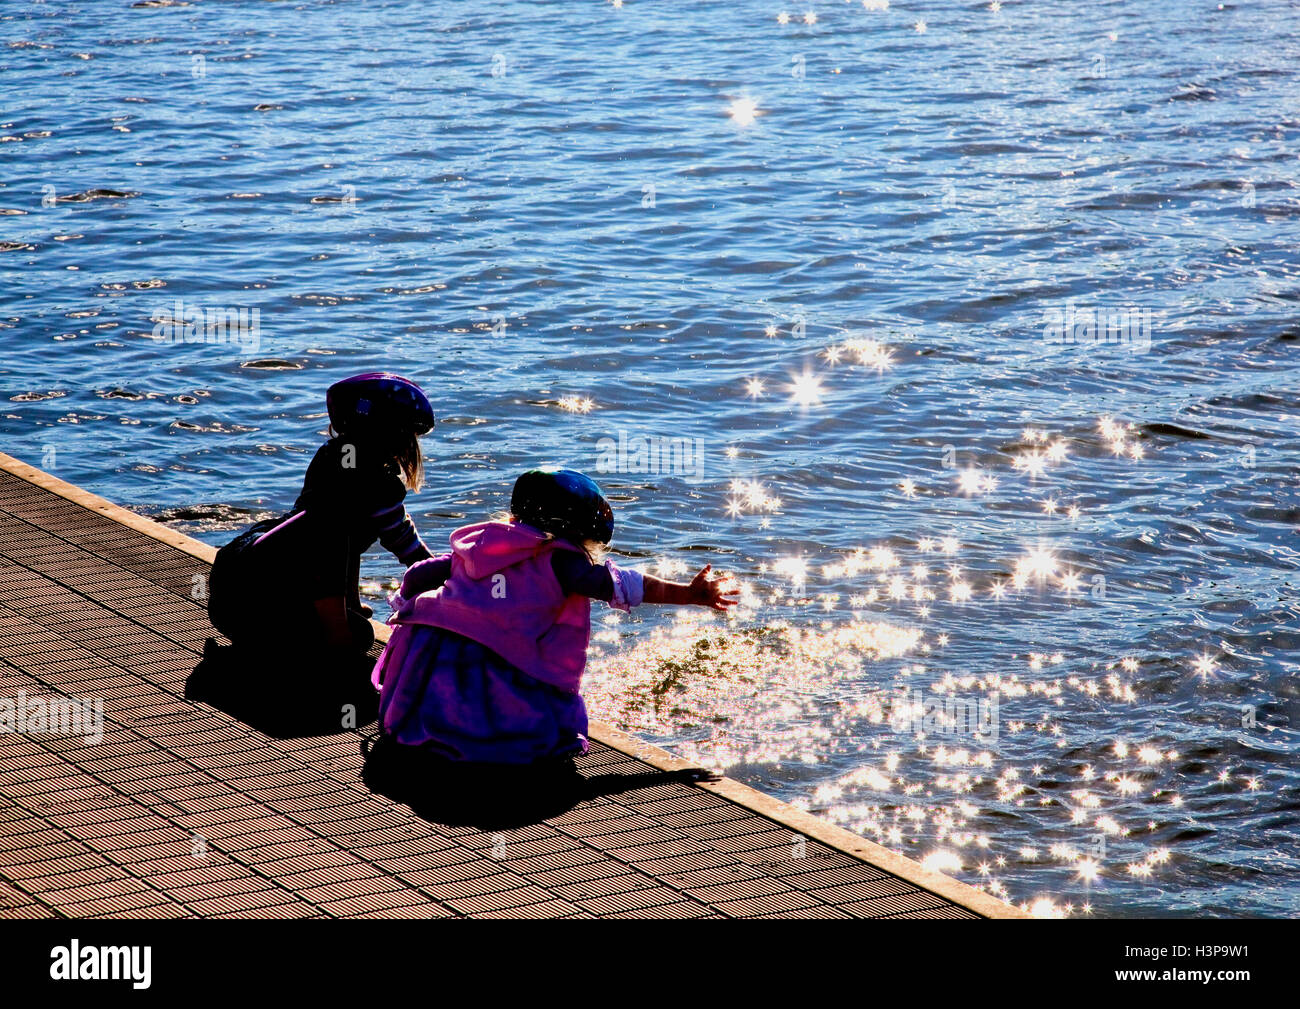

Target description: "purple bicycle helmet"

left=326, top=373, right=434, bottom=437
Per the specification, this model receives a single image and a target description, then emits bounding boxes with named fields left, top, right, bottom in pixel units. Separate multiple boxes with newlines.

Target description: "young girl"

left=371, top=468, right=737, bottom=766
left=207, top=373, right=435, bottom=660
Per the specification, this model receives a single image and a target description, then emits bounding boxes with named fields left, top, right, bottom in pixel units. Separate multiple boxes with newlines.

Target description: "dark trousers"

left=208, top=518, right=374, bottom=657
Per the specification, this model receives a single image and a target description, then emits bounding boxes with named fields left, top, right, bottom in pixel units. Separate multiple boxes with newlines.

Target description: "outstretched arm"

left=376, top=503, right=432, bottom=566
left=642, top=564, right=738, bottom=611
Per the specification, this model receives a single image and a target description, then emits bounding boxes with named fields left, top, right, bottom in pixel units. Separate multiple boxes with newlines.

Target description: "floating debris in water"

left=239, top=359, right=302, bottom=370
left=56, top=188, right=139, bottom=202
left=10, top=390, right=68, bottom=402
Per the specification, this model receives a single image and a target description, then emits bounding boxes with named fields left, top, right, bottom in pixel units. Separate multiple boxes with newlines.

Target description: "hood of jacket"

left=449, top=520, right=569, bottom=580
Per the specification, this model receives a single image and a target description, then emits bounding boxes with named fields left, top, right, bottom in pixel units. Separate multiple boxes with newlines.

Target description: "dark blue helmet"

left=326, top=373, right=434, bottom=437
left=511, top=469, right=614, bottom=545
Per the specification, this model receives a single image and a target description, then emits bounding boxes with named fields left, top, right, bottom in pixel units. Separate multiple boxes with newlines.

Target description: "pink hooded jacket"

left=386, top=521, right=592, bottom=695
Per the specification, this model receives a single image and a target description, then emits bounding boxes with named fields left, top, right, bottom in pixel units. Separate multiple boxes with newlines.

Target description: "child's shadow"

left=185, top=639, right=380, bottom=739
left=360, top=739, right=720, bottom=831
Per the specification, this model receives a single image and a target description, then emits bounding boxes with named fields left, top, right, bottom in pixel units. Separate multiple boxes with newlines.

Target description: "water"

left=3, top=0, right=1299, bottom=917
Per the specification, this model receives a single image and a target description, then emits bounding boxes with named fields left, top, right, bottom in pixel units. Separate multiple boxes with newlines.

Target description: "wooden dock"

left=0, top=452, right=1025, bottom=919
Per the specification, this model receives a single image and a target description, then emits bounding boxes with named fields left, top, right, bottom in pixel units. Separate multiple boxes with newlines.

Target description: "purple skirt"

left=373, top=624, right=589, bottom=764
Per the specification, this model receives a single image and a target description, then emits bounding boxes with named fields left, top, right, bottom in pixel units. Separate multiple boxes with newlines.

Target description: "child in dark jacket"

left=207, top=373, right=434, bottom=659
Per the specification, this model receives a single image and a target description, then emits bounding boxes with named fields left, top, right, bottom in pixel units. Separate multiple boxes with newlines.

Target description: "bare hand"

left=689, top=564, right=739, bottom=610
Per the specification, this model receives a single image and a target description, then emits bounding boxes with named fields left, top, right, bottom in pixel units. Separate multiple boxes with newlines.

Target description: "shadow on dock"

left=359, top=737, right=720, bottom=832
left=188, top=639, right=714, bottom=832
left=185, top=638, right=380, bottom=739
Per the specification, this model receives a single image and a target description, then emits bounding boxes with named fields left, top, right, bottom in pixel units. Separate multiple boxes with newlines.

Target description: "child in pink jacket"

left=372, top=469, right=736, bottom=765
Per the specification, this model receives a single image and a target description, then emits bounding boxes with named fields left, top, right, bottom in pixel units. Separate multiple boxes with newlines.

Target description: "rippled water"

left=3, top=0, right=1299, bottom=917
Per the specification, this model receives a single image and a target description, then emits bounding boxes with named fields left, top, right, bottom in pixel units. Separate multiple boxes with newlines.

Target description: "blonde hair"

left=327, top=426, right=424, bottom=493
left=393, top=429, right=424, bottom=493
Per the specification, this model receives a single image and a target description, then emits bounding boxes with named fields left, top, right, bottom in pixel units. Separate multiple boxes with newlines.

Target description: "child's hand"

left=400, top=555, right=452, bottom=599
left=641, top=564, right=740, bottom=609
left=688, top=564, right=739, bottom=610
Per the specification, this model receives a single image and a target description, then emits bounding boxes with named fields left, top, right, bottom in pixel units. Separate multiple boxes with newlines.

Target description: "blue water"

left=3, top=0, right=1299, bottom=917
